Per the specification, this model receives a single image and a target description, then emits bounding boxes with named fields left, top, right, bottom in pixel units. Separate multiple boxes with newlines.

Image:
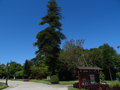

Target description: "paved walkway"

left=0, top=80, right=68, bottom=90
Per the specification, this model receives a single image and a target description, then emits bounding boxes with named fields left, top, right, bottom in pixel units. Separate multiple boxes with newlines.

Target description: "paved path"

left=0, top=80, right=68, bottom=90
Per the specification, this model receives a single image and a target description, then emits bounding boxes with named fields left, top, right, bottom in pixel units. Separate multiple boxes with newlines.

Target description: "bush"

left=73, top=83, right=110, bottom=90
left=0, top=82, right=8, bottom=89
left=116, top=72, right=120, bottom=78
left=15, top=70, right=23, bottom=79
left=50, top=75, right=59, bottom=84
left=109, top=81, right=120, bottom=87
left=35, top=72, right=45, bottom=79
left=100, top=71, right=105, bottom=82
left=116, top=72, right=120, bottom=82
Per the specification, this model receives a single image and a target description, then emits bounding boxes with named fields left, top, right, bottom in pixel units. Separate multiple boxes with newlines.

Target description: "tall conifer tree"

left=34, top=0, right=65, bottom=75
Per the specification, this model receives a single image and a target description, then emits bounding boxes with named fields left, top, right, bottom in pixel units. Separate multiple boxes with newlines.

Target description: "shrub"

left=15, top=70, right=23, bottom=79
left=35, top=72, right=45, bottom=79
left=50, top=75, right=59, bottom=84
left=109, top=81, right=120, bottom=87
left=73, top=83, right=110, bottom=90
left=100, top=71, right=105, bottom=82
left=116, top=72, right=120, bottom=80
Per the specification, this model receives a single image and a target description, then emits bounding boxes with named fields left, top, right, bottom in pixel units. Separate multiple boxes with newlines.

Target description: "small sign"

left=90, top=74, right=95, bottom=84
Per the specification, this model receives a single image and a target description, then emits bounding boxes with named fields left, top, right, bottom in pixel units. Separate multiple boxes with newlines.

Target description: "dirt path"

left=0, top=80, right=68, bottom=90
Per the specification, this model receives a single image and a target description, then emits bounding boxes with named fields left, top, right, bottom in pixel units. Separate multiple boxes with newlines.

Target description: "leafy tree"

left=58, top=42, right=119, bottom=81
left=83, top=48, right=102, bottom=66
left=58, top=39, right=85, bottom=80
left=8, top=62, right=23, bottom=79
left=99, top=71, right=105, bottom=82
left=0, top=64, right=6, bottom=78
left=63, top=39, right=84, bottom=50
left=113, top=55, right=120, bottom=72
left=15, top=70, right=23, bottom=79
left=23, top=60, right=31, bottom=79
left=30, top=57, right=49, bottom=77
left=34, top=0, right=65, bottom=75
left=116, top=72, right=120, bottom=79
left=60, top=40, right=85, bottom=68
left=99, top=44, right=117, bottom=80
left=81, top=44, right=119, bottom=80
left=30, top=63, right=48, bottom=79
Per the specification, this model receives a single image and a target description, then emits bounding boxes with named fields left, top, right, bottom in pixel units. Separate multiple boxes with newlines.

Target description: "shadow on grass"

left=0, top=82, right=8, bottom=90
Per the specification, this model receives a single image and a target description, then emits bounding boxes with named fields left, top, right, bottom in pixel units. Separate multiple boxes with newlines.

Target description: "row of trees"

left=0, top=62, right=23, bottom=79
left=0, top=41, right=120, bottom=81
left=58, top=40, right=120, bottom=80
left=30, top=40, right=120, bottom=81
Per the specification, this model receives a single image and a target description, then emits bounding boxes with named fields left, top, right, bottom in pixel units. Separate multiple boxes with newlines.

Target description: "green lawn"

left=0, top=82, right=8, bottom=90
left=106, top=81, right=120, bottom=87
left=68, top=87, right=86, bottom=90
left=30, top=79, right=51, bottom=85
left=30, top=79, right=77, bottom=85
left=68, top=87, right=79, bottom=90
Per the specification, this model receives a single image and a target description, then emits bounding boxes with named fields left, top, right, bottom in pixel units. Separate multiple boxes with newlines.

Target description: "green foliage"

left=35, top=72, right=45, bottom=79
left=116, top=72, right=120, bottom=78
left=0, top=82, right=8, bottom=89
left=59, top=81, right=77, bottom=85
left=107, top=81, right=120, bottom=87
left=0, top=64, right=6, bottom=78
left=114, top=55, right=120, bottom=72
left=8, top=62, right=23, bottom=79
left=99, top=44, right=117, bottom=80
left=58, top=39, right=85, bottom=80
left=30, top=58, right=49, bottom=79
left=23, top=60, right=31, bottom=79
left=50, top=75, right=59, bottom=84
left=84, top=48, right=102, bottom=66
left=34, top=0, right=65, bottom=75
left=99, top=44, right=116, bottom=68
left=99, top=72, right=105, bottom=82
left=15, top=70, right=23, bottom=79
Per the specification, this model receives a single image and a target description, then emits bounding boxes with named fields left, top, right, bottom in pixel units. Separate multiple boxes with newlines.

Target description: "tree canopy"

left=34, top=0, right=65, bottom=75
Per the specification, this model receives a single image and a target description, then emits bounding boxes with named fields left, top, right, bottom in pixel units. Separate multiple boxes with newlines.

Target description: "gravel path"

left=0, top=80, right=68, bottom=90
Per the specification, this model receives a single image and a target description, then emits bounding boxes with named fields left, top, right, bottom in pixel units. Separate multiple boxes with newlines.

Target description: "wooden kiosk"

left=76, top=67, right=102, bottom=90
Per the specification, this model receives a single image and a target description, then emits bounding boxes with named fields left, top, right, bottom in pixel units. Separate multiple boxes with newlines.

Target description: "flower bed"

left=73, top=82, right=120, bottom=90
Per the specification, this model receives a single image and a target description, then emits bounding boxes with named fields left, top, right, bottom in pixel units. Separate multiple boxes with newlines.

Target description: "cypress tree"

left=23, top=60, right=31, bottom=79
left=34, top=0, right=65, bottom=75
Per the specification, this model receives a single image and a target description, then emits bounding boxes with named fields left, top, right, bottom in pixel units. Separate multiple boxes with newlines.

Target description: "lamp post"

left=6, top=63, right=10, bottom=86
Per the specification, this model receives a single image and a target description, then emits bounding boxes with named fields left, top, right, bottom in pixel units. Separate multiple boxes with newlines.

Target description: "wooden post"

left=98, top=87, right=102, bottom=90
left=78, top=70, right=82, bottom=90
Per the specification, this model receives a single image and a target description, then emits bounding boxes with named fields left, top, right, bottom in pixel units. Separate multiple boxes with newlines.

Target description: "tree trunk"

left=109, top=68, right=112, bottom=81
left=5, top=77, right=8, bottom=86
left=14, top=76, right=16, bottom=80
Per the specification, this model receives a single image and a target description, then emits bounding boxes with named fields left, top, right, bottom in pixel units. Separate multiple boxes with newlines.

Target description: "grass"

left=106, top=81, right=120, bottom=87
left=68, top=87, right=86, bottom=90
left=68, top=87, right=79, bottom=90
left=59, top=80, right=77, bottom=85
left=0, top=82, right=8, bottom=90
left=12, top=79, right=23, bottom=81
left=30, top=79, right=77, bottom=85
left=30, top=79, right=51, bottom=85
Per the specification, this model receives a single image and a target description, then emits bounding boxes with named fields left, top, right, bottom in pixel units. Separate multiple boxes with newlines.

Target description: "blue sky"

left=0, top=0, right=120, bottom=64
